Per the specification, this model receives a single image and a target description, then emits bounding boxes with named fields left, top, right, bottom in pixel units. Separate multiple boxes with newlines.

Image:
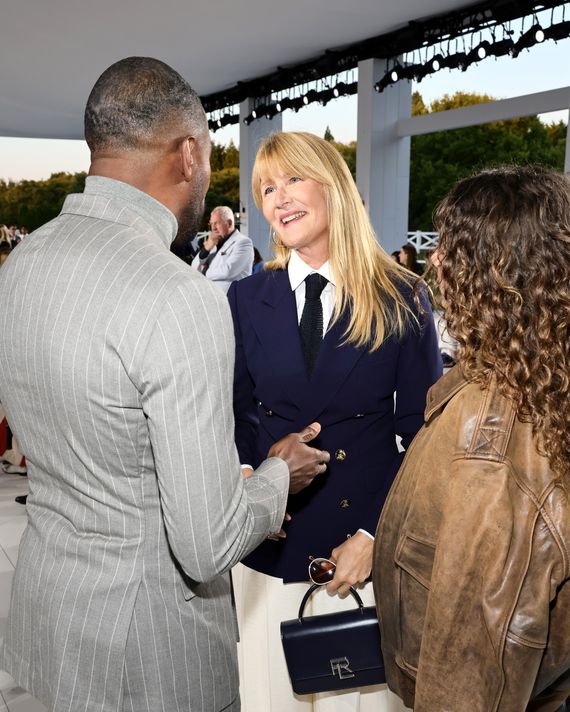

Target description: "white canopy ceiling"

left=1, top=0, right=477, bottom=140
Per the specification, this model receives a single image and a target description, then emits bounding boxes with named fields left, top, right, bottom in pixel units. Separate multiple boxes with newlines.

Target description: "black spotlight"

left=389, top=64, right=403, bottom=82
left=487, top=37, right=515, bottom=57
left=475, top=40, right=491, bottom=59
left=290, top=96, right=305, bottom=112
left=319, top=88, right=335, bottom=105
left=440, top=51, right=468, bottom=70
left=513, top=23, right=545, bottom=56
left=430, top=54, right=444, bottom=71
left=264, top=105, right=278, bottom=120
left=545, top=20, right=570, bottom=42
left=276, top=97, right=293, bottom=112
left=332, top=81, right=348, bottom=97
left=302, top=89, right=318, bottom=105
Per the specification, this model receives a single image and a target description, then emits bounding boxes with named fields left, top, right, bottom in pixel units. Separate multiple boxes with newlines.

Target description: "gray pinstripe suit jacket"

left=0, top=177, right=289, bottom=712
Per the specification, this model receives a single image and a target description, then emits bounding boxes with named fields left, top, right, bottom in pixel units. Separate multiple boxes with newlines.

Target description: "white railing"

left=406, top=231, right=439, bottom=252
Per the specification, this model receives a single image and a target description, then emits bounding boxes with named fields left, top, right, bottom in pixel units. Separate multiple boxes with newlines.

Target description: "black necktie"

left=299, top=273, right=328, bottom=377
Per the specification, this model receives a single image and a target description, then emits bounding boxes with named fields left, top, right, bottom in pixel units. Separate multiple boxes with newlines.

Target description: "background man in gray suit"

left=0, top=57, right=328, bottom=712
left=191, top=206, right=254, bottom=293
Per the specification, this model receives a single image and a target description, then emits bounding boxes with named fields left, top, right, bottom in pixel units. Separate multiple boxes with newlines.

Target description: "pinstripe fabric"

left=0, top=177, right=289, bottom=712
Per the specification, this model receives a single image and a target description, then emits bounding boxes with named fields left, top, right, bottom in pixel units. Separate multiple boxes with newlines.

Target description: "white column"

left=356, top=58, right=412, bottom=254
left=239, top=98, right=282, bottom=258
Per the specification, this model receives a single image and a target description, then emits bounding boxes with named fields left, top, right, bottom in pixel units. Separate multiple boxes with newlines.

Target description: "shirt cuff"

left=357, top=528, right=374, bottom=540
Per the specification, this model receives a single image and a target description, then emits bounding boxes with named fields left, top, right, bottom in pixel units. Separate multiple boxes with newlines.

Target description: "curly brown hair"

left=433, top=165, right=570, bottom=480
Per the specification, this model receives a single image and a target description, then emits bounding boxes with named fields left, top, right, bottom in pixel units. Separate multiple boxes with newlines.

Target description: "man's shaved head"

left=84, top=56, right=206, bottom=152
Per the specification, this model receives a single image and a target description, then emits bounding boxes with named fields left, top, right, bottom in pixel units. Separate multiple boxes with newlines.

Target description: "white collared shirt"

left=287, top=249, right=336, bottom=330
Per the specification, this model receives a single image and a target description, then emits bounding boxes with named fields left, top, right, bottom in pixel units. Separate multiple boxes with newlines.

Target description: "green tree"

left=0, top=172, right=86, bottom=231
left=324, top=126, right=335, bottom=142
left=224, top=140, right=239, bottom=168
left=203, top=167, right=240, bottom=229
left=409, top=92, right=566, bottom=230
left=209, top=140, right=240, bottom=172
left=411, top=91, right=428, bottom=116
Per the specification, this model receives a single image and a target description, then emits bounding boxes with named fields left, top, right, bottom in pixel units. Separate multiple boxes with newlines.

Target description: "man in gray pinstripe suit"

left=0, top=57, right=328, bottom=712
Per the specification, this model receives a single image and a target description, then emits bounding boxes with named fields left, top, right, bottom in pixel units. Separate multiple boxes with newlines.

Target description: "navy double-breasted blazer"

left=228, top=269, right=442, bottom=582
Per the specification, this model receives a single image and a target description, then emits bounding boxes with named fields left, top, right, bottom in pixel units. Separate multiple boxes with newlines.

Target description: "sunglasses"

left=308, top=557, right=336, bottom=585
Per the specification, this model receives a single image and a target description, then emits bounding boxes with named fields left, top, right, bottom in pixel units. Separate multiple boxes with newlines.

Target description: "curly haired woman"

left=374, top=165, right=570, bottom=712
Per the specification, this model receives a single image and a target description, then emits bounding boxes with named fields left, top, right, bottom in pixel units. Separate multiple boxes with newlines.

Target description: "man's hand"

left=267, top=512, right=291, bottom=541
left=268, top=422, right=329, bottom=494
left=326, top=531, right=374, bottom=596
left=203, top=232, right=220, bottom=251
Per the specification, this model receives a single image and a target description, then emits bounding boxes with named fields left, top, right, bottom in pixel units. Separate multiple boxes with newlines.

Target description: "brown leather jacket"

left=374, top=367, right=570, bottom=712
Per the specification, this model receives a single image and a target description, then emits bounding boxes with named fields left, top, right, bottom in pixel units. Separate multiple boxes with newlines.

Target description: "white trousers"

left=233, top=563, right=411, bottom=712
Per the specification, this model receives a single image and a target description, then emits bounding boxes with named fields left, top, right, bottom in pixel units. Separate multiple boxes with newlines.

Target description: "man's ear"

left=180, top=136, right=195, bottom=182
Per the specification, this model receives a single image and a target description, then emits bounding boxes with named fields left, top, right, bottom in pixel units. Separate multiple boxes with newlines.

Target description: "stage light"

left=290, top=96, right=305, bottom=112
left=410, top=64, right=431, bottom=82
left=466, top=42, right=485, bottom=64
left=545, top=20, right=570, bottom=41
left=487, top=37, right=515, bottom=57
left=430, top=54, right=443, bottom=71
left=302, top=89, right=318, bottom=105
left=264, top=105, right=278, bottom=119
left=476, top=40, right=490, bottom=59
left=332, top=81, right=348, bottom=97
left=440, top=51, right=468, bottom=70
left=513, top=23, right=545, bottom=56
left=375, top=72, right=399, bottom=92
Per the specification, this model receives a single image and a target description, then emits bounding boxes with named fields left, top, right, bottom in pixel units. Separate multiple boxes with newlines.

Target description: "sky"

left=1, top=33, right=568, bottom=182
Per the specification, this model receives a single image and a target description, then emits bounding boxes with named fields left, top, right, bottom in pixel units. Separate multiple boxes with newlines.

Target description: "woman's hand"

left=326, top=531, right=374, bottom=596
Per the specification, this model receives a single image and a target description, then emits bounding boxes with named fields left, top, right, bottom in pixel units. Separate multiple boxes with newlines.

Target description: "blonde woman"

left=228, top=132, right=441, bottom=712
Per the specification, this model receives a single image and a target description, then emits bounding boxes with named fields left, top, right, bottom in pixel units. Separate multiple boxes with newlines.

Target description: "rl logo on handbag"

left=330, top=657, right=355, bottom=680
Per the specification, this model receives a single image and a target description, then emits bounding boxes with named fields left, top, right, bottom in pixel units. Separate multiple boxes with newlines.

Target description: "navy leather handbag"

left=280, top=583, right=385, bottom=695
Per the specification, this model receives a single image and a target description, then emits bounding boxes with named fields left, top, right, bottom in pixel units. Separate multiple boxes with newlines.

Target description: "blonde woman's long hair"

left=252, top=131, right=417, bottom=351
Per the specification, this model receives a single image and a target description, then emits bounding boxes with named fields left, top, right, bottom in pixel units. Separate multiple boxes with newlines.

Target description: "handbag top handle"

left=297, top=583, right=365, bottom=621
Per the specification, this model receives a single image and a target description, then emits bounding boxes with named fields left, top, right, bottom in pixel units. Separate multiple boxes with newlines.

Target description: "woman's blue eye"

left=290, top=176, right=302, bottom=184
left=263, top=185, right=275, bottom=196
